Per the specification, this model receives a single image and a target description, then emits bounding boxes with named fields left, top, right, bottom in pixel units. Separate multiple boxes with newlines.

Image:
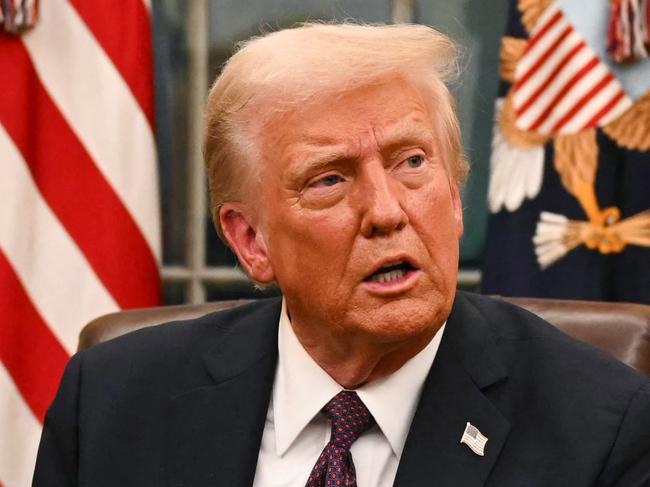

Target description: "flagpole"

left=391, top=0, right=414, bottom=23
left=186, top=0, right=209, bottom=304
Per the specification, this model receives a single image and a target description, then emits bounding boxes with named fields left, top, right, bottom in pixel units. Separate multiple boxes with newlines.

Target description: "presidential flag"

left=482, top=0, right=650, bottom=303
left=0, top=1, right=161, bottom=485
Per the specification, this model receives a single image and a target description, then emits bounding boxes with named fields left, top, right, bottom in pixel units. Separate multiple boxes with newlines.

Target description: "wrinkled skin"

left=220, top=77, right=463, bottom=387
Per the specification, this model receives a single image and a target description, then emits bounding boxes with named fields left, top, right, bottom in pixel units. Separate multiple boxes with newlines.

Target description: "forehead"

left=257, top=78, right=437, bottom=164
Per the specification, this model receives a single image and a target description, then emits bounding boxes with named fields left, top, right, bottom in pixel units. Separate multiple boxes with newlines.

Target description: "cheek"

left=407, top=185, right=461, bottom=254
left=267, top=207, right=357, bottom=277
left=281, top=209, right=353, bottom=247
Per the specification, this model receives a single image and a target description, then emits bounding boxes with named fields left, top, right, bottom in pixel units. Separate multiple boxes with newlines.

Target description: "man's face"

left=250, top=77, right=463, bottom=346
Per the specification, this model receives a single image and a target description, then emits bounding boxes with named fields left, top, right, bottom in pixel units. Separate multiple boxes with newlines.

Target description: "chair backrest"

left=78, top=296, right=650, bottom=378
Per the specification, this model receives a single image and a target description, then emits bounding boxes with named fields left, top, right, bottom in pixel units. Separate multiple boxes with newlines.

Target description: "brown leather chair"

left=78, top=297, right=650, bottom=378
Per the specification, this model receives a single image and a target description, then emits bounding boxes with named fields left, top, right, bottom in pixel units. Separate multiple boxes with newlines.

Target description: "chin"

left=351, top=296, right=449, bottom=343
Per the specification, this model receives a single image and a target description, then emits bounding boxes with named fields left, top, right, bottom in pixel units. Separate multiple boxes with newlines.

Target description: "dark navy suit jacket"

left=33, top=292, right=650, bottom=486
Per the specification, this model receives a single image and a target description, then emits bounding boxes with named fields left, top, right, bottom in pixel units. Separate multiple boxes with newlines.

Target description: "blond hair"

left=204, top=22, right=468, bottom=240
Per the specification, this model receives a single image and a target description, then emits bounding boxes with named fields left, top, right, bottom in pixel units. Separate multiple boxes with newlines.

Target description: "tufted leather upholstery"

left=78, top=296, right=650, bottom=378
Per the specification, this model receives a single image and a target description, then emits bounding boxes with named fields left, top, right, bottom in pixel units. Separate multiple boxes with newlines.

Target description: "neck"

left=290, top=318, right=439, bottom=389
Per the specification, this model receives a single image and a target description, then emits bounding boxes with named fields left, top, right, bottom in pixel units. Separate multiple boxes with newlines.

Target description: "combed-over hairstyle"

left=204, top=22, right=468, bottom=240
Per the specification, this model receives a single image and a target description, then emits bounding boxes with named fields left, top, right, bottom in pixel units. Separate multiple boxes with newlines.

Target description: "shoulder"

left=455, top=290, right=645, bottom=360
left=453, top=291, right=577, bottom=340
left=452, top=291, right=649, bottom=404
left=69, top=297, right=282, bottom=391
left=450, top=293, right=650, bottom=479
left=81, top=297, right=281, bottom=357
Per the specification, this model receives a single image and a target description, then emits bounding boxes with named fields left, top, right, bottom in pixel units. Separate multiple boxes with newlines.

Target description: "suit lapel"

left=394, top=292, right=511, bottom=487
left=164, top=299, right=282, bottom=487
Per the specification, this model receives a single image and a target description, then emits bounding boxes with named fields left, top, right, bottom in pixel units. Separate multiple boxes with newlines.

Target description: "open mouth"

left=364, top=261, right=417, bottom=284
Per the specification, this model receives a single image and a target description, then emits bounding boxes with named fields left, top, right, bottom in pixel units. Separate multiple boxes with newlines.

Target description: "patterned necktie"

left=305, top=390, right=376, bottom=487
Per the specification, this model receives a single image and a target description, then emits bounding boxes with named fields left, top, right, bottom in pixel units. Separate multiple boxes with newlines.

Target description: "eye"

left=406, top=155, right=424, bottom=168
left=301, top=172, right=347, bottom=208
left=315, top=174, right=343, bottom=187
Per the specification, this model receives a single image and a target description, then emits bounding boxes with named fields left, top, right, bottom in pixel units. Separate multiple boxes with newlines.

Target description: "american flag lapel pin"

left=460, top=422, right=488, bottom=456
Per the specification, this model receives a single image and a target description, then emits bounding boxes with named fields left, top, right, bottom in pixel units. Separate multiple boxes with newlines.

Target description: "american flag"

left=460, top=422, right=488, bottom=456
left=512, top=2, right=633, bottom=135
left=0, top=1, right=161, bottom=485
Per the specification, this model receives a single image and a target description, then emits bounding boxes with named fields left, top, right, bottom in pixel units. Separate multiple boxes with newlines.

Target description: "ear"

left=219, top=203, right=275, bottom=284
left=450, top=183, right=464, bottom=238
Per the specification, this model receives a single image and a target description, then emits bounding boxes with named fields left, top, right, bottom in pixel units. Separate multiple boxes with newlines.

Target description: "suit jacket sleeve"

left=32, top=353, right=84, bottom=487
left=597, top=381, right=650, bottom=487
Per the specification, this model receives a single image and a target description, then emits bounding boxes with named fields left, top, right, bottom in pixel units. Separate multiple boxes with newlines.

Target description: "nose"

left=357, top=163, right=408, bottom=238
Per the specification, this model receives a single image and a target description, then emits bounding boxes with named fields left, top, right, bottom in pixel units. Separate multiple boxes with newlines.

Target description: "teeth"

left=370, top=269, right=406, bottom=283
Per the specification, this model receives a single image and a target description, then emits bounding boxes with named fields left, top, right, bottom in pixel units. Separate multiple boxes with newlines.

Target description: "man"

left=34, top=23, right=650, bottom=486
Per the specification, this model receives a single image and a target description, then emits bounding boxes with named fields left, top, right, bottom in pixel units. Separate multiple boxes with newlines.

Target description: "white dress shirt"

left=252, top=300, right=445, bottom=486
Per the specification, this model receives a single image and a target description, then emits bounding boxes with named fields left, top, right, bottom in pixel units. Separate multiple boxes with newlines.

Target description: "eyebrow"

left=284, top=118, right=435, bottom=180
left=284, top=144, right=354, bottom=182
left=376, top=122, right=435, bottom=159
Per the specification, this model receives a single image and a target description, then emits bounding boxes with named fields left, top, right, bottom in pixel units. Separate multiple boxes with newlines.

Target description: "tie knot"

left=321, top=390, right=376, bottom=449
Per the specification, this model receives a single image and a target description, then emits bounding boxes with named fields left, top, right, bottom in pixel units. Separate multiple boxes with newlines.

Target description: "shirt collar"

left=273, top=298, right=445, bottom=458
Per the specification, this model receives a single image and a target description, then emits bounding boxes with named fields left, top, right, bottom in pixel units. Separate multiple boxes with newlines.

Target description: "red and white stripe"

left=513, top=3, right=632, bottom=135
left=0, top=1, right=160, bottom=485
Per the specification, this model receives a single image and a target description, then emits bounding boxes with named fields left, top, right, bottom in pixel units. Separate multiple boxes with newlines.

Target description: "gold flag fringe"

left=518, top=0, right=555, bottom=34
left=603, top=90, right=650, bottom=151
left=500, top=37, right=528, bottom=83
left=500, top=94, right=550, bottom=148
